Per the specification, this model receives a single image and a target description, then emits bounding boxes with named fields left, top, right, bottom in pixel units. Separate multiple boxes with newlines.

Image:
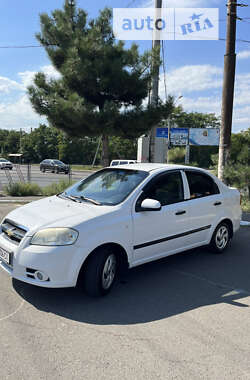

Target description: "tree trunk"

left=101, top=134, right=109, bottom=167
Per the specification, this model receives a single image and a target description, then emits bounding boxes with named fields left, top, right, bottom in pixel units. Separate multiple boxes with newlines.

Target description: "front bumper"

left=0, top=232, right=81, bottom=288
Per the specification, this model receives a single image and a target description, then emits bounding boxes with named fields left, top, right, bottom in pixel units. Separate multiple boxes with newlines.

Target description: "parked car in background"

left=110, top=159, right=137, bottom=166
left=0, top=164, right=241, bottom=297
left=0, top=158, right=13, bottom=170
left=40, top=159, right=69, bottom=174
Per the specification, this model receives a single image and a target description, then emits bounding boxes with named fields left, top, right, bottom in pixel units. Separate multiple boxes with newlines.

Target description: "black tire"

left=42, top=168, right=45, bottom=173
left=81, top=247, right=118, bottom=297
left=56, top=168, right=59, bottom=174
left=209, top=222, right=231, bottom=254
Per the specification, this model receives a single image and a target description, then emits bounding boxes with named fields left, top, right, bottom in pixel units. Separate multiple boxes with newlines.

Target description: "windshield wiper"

left=58, top=193, right=101, bottom=205
left=59, top=193, right=82, bottom=203
left=79, top=196, right=102, bottom=205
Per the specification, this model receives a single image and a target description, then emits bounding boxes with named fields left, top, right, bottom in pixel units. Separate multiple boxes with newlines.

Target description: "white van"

left=110, top=159, right=137, bottom=166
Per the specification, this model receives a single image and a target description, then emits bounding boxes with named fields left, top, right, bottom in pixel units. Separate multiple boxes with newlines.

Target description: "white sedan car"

left=0, top=164, right=241, bottom=296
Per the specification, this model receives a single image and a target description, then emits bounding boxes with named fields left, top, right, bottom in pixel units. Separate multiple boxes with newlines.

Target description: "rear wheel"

left=209, top=222, right=231, bottom=254
left=81, top=247, right=118, bottom=297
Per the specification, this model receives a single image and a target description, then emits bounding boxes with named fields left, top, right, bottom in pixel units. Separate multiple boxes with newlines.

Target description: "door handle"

left=175, top=210, right=186, bottom=215
left=214, top=202, right=222, bottom=206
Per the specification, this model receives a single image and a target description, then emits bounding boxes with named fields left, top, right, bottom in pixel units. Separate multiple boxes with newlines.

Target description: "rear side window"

left=119, top=161, right=128, bottom=165
left=185, top=171, right=220, bottom=199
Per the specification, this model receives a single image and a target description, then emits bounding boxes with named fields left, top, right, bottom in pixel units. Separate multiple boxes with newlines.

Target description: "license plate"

left=0, top=247, right=10, bottom=265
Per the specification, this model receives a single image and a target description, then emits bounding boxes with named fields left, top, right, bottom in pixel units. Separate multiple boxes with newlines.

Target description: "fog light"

left=34, top=271, right=49, bottom=282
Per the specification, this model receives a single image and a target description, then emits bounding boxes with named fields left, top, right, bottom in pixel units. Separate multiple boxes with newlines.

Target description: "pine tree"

left=28, top=1, right=174, bottom=165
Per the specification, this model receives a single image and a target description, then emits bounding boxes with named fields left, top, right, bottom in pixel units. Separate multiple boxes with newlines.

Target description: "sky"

left=0, top=0, right=250, bottom=133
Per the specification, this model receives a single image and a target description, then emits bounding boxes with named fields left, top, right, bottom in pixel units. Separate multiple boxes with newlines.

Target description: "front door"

left=132, top=171, right=190, bottom=264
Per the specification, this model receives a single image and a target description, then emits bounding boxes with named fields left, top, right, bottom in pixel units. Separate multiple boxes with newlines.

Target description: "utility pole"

left=218, top=0, right=237, bottom=181
left=149, top=0, right=163, bottom=163
left=20, top=128, right=22, bottom=153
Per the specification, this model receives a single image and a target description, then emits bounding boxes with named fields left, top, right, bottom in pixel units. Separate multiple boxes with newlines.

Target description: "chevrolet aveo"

left=0, top=164, right=242, bottom=297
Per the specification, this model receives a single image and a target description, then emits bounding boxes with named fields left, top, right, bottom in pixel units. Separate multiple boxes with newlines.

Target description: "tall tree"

left=28, top=1, right=174, bottom=165
left=169, top=107, right=220, bottom=129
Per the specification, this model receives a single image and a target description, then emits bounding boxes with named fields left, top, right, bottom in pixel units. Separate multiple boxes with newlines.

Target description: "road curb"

left=240, top=221, right=250, bottom=226
left=0, top=200, right=32, bottom=204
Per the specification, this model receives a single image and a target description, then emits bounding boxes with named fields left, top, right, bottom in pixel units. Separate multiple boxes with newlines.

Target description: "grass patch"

left=42, top=180, right=74, bottom=196
left=70, top=165, right=102, bottom=171
left=241, top=196, right=250, bottom=213
left=4, top=182, right=41, bottom=196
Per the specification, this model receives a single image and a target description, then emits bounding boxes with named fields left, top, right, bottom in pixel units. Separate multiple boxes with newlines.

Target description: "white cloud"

left=0, top=76, right=22, bottom=93
left=18, top=65, right=61, bottom=89
left=237, top=50, right=250, bottom=60
left=158, top=64, right=250, bottom=132
left=159, top=64, right=222, bottom=97
left=0, top=95, right=45, bottom=131
left=0, top=65, right=60, bottom=130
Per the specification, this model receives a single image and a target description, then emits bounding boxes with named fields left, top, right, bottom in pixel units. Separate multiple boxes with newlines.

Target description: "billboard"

left=170, top=128, right=188, bottom=146
left=189, top=128, right=220, bottom=146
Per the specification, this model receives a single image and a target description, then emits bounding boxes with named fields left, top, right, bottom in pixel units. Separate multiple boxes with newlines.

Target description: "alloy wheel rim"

left=102, top=254, right=117, bottom=290
left=215, top=226, right=229, bottom=249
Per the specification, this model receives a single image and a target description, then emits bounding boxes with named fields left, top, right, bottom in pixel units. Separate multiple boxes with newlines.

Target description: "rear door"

left=182, top=170, right=223, bottom=244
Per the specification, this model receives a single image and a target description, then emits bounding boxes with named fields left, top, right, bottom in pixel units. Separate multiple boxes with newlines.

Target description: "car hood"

left=4, top=195, right=117, bottom=236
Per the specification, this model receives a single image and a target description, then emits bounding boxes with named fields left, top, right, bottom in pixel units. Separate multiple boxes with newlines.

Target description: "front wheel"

left=209, top=222, right=231, bottom=254
left=81, top=247, right=117, bottom=297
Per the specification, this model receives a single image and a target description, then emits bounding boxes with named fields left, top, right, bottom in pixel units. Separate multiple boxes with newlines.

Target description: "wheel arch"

left=76, top=242, right=129, bottom=286
left=213, top=218, right=234, bottom=239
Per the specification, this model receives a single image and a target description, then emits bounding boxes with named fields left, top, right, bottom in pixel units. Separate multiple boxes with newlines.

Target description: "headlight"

left=31, top=228, right=78, bottom=246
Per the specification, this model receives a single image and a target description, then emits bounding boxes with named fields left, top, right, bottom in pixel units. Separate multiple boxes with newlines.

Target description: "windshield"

left=0, top=159, right=8, bottom=162
left=53, top=160, right=64, bottom=165
left=62, top=168, right=148, bottom=205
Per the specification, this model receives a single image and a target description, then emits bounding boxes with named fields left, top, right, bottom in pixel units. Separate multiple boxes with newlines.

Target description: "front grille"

left=1, top=219, right=27, bottom=244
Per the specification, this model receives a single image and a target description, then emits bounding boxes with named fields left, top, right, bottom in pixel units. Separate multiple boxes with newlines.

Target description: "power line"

left=0, top=45, right=43, bottom=48
left=1, top=36, right=250, bottom=49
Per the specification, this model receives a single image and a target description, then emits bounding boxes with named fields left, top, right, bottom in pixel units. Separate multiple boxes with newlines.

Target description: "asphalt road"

left=0, top=204, right=250, bottom=380
left=0, top=165, right=91, bottom=191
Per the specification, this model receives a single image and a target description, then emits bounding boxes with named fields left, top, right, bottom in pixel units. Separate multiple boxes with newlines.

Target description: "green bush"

left=4, top=182, right=41, bottom=196
left=42, top=180, right=74, bottom=196
left=241, top=196, right=250, bottom=213
left=168, top=147, right=186, bottom=164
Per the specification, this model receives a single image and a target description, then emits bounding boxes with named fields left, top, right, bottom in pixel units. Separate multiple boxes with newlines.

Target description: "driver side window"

left=136, top=171, right=184, bottom=210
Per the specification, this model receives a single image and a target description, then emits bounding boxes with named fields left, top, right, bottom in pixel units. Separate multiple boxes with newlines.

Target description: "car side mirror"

left=140, top=199, right=161, bottom=211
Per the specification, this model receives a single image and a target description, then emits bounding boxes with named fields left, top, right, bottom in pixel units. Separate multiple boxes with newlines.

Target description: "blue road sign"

left=156, top=127, right=169, bottom=138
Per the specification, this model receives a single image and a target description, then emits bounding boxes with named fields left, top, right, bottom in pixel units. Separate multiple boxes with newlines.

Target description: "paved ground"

left=0, top=165, right=91, bottom=191
left=0, top=204, right=250, bottom=380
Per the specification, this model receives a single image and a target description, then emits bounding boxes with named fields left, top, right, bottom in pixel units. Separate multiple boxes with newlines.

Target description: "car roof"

left=108, top=163, right=208, bottom=174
